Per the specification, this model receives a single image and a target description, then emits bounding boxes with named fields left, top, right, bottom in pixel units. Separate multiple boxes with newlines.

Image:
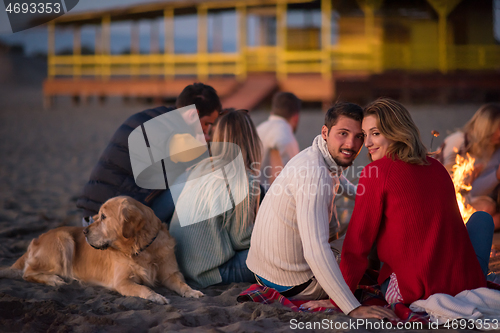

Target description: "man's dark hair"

left=176, top=83, right=222, bottom=117
left=325, top=102, right=363, bottom=132
left=271, top=92, right=301, bottom=119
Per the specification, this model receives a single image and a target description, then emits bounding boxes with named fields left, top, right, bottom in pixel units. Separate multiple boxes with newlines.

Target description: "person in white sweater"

left=257, top=92, right=301, bottom=190
left=246, top=103, right=397, bottom=319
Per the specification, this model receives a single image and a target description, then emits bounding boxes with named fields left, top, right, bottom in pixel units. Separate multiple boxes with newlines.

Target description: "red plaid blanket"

left=237, top=283, right=430, bottom=325
left=238, top=278, right=500, bottom=325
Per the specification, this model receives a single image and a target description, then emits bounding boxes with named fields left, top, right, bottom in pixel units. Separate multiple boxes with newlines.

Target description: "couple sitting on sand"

left=77, top=83, right=494, bottom=320
left=247, top=99, right=495, bottom=319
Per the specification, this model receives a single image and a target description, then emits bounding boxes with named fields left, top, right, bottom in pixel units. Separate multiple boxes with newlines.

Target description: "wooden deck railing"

left=48, top=44, right=500, bottom=81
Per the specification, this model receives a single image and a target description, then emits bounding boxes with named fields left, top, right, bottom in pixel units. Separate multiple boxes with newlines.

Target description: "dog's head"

left=84, top=196, right=160, bottom=255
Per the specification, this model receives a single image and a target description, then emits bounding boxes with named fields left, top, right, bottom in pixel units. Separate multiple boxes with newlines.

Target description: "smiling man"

left=247, top=102, right=396, bottom=319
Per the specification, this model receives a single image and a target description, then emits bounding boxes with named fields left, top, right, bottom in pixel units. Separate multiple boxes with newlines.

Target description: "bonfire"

left=451, top=151, right=476, bottom=223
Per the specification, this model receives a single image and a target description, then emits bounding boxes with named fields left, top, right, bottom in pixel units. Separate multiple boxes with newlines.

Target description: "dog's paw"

left=147, top=293, right=170, bottom=304
left=47, top=275, right=67, bottom=287
left=184, top=289, right=204, bottom=298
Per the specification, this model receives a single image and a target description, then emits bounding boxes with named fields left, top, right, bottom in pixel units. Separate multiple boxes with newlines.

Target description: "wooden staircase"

left=221, top=73, right=278, bottom=111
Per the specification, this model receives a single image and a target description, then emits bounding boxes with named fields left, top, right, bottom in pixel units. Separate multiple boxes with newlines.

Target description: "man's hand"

left=348, top=305, right=397, bottom=320
left=299, top=299, right=335, bottom=310
left=268, top=148, right=283, bottom=186
left=300, top=301, right=398, bottom=320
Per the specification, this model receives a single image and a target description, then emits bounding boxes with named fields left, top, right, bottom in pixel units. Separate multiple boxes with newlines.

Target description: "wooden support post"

left=131, top=21, right=140, bottom=54
left=164, top=8, right=174, bottom=54
left=102, top=15, right=110, bottom=55
left=47, top=21, right=55, bottom=80
left=101, top=15, right=111, bottom=79
left=237, top=4, right=247, bottom=81
left=164, top=7, right=175, bottom=79
left=365, top=6, right=374, bottom=42
left=213, top=12, right=223, bottom=53
left=131, top=20, right=140, bottom=76
left=258, top=16, right=268, bottom=46
left=94, top=24, right=101, bottom=78
left=150, top=20, right=160, bottom=77
left=95, top=24, right=101, bottom=54
left=151, top=20, right=159, bottom=54
left=321, top=0, right=332, bottom=80
left=45, top=21, right=56, bottom=108
left=276, top=2, right=287, bottom=81
left=427, top=0, right=462, bottom=73
left=438, top=12, right=447, bottom=73
left=73, top=25, right=81, bottom=55
left=357, top=0, right=383, bottom=72
left=197, top=6, right=208, bottom=82
left=73, top=25, right=81, bottom=78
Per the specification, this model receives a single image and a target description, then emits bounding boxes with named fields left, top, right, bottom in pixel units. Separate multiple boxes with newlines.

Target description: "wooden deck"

left=43, top=77, right=240, bottom=107
left=43, top=73, right=337, bottom=110
left=43, top=71, right=500, bottom=109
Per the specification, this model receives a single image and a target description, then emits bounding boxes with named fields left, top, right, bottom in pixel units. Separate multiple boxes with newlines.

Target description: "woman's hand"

left=348, top=305, right=398, bottom=320
left=462, top=162, right=484, bottom=186
left=299, top=299, right=336, bottom=310
left=299, top=301, right=398, bottom=321
left=471, top=162, right=484, bottom=183
left=495, top=163, right=500, bottom=181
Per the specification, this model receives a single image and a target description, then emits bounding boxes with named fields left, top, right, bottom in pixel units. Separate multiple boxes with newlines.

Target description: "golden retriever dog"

left=0, top=196, right=203, bottom=304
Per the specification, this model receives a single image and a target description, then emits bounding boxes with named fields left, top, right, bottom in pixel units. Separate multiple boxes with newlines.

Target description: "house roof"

left=52, top=0, right=314, bottom=26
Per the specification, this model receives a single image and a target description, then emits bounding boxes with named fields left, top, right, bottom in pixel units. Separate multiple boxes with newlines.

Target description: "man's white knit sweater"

left=246, top=135, right=361, bottom=314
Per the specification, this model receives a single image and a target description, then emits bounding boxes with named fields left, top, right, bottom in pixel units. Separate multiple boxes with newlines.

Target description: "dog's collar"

left=134, top=231, right=159, bottom=256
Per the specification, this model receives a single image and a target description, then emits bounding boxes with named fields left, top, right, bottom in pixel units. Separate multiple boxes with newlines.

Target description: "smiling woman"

left=362, top=98, right=428, bottom=165
left=361, top=115, right=393, bottom=162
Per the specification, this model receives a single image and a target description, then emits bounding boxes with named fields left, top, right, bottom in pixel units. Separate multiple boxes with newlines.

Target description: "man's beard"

left=332, top=148, right=357, bottom=168
left=332, top=156, right=354, bottom=168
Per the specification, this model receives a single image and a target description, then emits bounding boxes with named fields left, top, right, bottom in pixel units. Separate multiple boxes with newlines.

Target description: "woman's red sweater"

left=340, top=157, right=486, bottom=305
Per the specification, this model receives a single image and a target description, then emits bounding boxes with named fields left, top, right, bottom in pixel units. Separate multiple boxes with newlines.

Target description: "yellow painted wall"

left=337, top=17, right=368, bottom=46
left=287, top=28, right=320, bottom=50
left=409, top=20, right=440, bottom=70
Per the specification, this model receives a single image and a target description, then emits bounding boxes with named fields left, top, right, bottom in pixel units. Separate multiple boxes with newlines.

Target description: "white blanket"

left=410, top=288, right=500, bottom=329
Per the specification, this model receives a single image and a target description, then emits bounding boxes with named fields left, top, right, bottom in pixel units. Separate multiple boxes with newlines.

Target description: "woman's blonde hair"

left=364, top=98, right=428, bottom=165
left=463, top=104, right=500, bottom=162
left=211, top=110, right=262, bottom=174
left=177, top=110, right=262, bottom=234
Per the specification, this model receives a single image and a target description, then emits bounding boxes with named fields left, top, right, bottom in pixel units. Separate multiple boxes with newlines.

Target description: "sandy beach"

left=1, top=54, right=499, bottom=332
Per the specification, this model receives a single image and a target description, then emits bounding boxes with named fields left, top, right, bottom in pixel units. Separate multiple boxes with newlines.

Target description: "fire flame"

left=451, top=152, right=476, bottom=223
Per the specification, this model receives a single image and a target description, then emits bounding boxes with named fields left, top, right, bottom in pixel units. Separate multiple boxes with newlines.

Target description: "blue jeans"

left=218, top=250, right=256, bottom=284
left=150, top=190, right=176, bottom=225
left=256, top=275, right=294, bottom=293
left=466, top=211, right=494, bottom=277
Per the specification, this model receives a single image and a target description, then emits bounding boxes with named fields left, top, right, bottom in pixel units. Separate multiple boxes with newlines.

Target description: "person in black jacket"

left=77, top=83, right=222, bottom=226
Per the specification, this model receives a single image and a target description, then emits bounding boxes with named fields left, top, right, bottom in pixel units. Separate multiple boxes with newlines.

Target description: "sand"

left=0, top=53, right=498, bottom=332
